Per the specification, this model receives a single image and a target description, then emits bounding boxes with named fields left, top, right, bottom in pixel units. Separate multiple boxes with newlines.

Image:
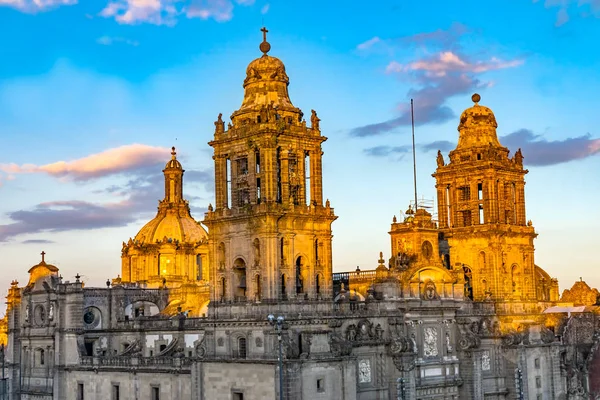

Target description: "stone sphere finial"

left=472, top=93, right=481, bottom=104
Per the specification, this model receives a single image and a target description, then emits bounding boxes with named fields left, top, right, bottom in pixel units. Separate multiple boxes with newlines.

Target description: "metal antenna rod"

left=411, top=99, right=418, bottom=211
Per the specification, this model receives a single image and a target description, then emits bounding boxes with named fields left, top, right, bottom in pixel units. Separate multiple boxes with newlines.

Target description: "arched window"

left=315, top=239, right=319, bottom=263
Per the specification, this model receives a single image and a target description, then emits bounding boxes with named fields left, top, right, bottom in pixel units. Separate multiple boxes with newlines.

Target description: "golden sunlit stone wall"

left=433, top=94, right=558, bottom=303
left=119, top=149, right=210, bottom=316
left=203, top=32, right=337, bottom=303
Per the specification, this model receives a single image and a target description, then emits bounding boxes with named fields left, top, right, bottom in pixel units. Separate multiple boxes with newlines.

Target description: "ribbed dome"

left=131, top=146, right=207, bottom=245
left=134, top=212, right=207, bottom=245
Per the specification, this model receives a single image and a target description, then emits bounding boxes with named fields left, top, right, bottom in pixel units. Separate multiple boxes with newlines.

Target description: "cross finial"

left=261, top=26, right=268, bottom=41
left=41, top=251, right=46, bottom=262
left=259, top=27, right=271, bottom=55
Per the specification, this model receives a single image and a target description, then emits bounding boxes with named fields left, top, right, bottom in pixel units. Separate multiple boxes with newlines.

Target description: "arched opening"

left=314, top=239, right=319, bottom=264
left=233, top=258, right=247, bottom=301
left=295, top=256, right=304, bottom=295
left=463, top=265, right=473, bottom=300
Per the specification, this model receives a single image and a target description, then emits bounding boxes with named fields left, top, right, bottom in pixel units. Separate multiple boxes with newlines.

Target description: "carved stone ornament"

left=423, top=327, right=438, bottom=357
left=423, top=281, right=438, bottom=300
left=329, top=332, right=352, bottom=356
left=217, top=337, right=225, bottom=347
left=358, top=359, right=371, bottom=383
left=481, top=350, right=491, bottom=371
left=255, top=337, right=263, bottom=348
left=389, top=336, right=409, bottom=355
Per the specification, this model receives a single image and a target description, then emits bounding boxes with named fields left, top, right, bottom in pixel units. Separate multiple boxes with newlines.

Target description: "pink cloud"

left=397, top=51, right=523, bottom=77
left=0, top=0, right=76, bottom=12
left=0, top=144, right=170, bottom=181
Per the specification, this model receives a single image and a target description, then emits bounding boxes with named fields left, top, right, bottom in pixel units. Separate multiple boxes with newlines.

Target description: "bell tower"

left=433, top=94, right=552, bottom=302
left=203, top=28, right=337, bottom=303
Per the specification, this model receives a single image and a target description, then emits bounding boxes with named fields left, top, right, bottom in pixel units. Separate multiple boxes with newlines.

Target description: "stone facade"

left=1, top=28, right=599, bottom=400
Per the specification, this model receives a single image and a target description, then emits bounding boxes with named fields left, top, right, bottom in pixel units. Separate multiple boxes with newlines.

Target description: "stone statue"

left=436, top=150, right=445, bottom=167
left=214, top=113, right=224, bottom=134
left=310, top=109, right=320, bottom=130
left=49, top=303, right=54, bottom=320
left=25, top=305, right=30, bottom=322
left=514, top=148, right=523, bottom=165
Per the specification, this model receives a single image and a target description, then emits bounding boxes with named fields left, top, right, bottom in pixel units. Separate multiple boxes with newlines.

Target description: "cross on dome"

left=41, top=251, right=45, bottom=262
left=259, top=26, right=271, bottom=55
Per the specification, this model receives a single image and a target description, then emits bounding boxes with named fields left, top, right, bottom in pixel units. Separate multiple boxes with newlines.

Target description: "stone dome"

left=165, top=146, right=182, bottom=170
left=456, top=93, right=501, bottom=149
left=134, top=212, right=207, bottom=245
left=231, top=28, right=300, bottom=123
left=131, top=147, right=207, bottom=245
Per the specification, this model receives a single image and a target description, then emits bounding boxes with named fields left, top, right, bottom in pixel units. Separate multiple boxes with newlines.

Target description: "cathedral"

left=0, top=29, right=599, bottom=400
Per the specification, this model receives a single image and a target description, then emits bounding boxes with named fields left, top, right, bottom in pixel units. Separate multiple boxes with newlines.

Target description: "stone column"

left=310, top=149, right=323, bottom=206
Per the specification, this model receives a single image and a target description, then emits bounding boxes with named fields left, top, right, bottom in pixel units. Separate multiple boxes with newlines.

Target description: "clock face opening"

left=422, top=240, right=434, bottom=260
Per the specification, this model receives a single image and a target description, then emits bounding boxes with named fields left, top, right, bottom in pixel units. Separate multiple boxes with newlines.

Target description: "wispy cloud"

left=350, top=25, right=523, bottom=137
left=0, top=0, right=75, bottom=12
left=420, top=140, right=455, bottom=153
left=500, top=129, right=600, bottom=166
left=535, top=0, right=600, bottom=26
left=363, top=145, right=410, bottom=158
left=368, top=132, right=600, bottom=166
left=260, top=2, right=268, bottom=14
left=357, top=37, right=381, bottom=51
left=97, top=36, right=139, bottom=46
left=0, top=164, right=214, bottom=242
left=99, top=0, right=255, bottom=25
left=0, top=144, right=169, bottom=182
left=22, top=239, right=55, bottom=244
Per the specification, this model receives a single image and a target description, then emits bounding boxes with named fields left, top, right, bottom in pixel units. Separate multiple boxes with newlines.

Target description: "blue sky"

left=1, top=0, right=599, bottom=308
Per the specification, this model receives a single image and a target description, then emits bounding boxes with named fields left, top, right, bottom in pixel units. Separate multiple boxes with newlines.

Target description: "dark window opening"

left=477, top=183, right=483, bottom=200
left=237, top=157, right=248, bottom=175
left=237, top=188, right=250, bottom=207
left=459, top=186, right=471, bottom=201
left=281, top=274, right=287, bottom=300
left=77, top=383, right=84, bottom=400
left=257, top=115, right=261, bottom=123
left=295, top=257, right=304, bottom=294
left=477, top=153, right=481, bottom=160
left=479, top=204, right=484, bottom=224
left=233, top=392, right=244, bottom=400
left=461, top=210, right=472, bottom=227
left=39, top=349, right=45, bottom=366
left=196, top=255, right=203, bottom=281
left=317, top=378, right=325, bottom=393
left=112, top=385, right=120, bottom=400
left=237, top=337, right=247, bottom=359
left=255, top=150, right=261, bottom=174
left=316, top=274, right=321, bottom=295
left=159, top=344, right=166, bottom=352
left=152, top=387, right=160, bottom=400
